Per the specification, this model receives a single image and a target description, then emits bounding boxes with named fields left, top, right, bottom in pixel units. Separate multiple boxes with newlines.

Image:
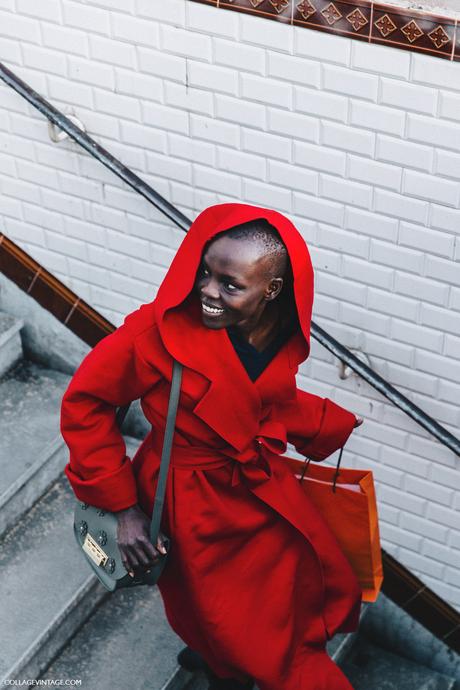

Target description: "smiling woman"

left=196, top=221, right=290, bottom=340
left=195, top=221, right=301, bottom=387
left=60, top=203, right=363, bottom=690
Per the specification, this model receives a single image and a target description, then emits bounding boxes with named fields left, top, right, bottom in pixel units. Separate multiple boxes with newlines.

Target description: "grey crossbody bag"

left=73, top=360, right=183, bottom=591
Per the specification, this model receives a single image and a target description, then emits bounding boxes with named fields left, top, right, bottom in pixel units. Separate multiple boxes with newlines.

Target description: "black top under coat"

left=226, top=318, right=299, bottom=382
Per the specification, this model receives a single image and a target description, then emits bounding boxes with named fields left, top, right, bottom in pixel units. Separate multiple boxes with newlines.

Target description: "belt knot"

left=230, top=419, right=287, bottom=488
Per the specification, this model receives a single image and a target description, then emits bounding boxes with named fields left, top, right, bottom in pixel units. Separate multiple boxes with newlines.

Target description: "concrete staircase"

left=0, top=310, right=185, bottom=686
left=0, top=309, right=457, bottom=690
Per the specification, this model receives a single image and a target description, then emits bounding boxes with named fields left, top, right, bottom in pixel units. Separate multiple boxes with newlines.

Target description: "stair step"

left=162, top=603, right=372, bottom=690
left=0, top=359, right=72, bottom=536
left=326, top=601, right=371, bottom=664
left=340, top=637, right=456, bottom=690
left=0, top=312, right=24, bottom=378
left=358, top=591, right=460, bottom=681
left=39, top=582, right=186, bottom=690
left=0, top=436, right=141, bottom=683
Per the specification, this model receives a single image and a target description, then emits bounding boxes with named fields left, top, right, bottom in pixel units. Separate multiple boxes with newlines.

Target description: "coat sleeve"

left=60, top=312, right=161, bottom=511
left=278, top=388, right=357, bottom=461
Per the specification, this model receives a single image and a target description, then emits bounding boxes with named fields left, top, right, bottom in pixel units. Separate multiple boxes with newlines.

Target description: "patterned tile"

left=371, top=4, right=456, bottom=59
left=189, top=0, right=457, bottom=63
left=218, top=0, right=292, bottom=23
left=293, top=0, right=372, bottom=41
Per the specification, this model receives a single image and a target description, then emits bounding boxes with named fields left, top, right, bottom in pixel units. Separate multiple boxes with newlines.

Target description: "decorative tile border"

left=294, top=0, right=372, bottom=43
left=371, top=4, right=456, bottom=59
left=189, top=0, right=459, bottom=61
left=219, top=0, right=292, bottom=23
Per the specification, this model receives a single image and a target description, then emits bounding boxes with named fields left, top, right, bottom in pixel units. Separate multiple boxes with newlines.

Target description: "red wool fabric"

left=60, top=203, right=362, bottom=690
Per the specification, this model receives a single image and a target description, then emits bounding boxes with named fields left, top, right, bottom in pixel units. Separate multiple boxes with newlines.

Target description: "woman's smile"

left=201, top=301, right=225, bottom=317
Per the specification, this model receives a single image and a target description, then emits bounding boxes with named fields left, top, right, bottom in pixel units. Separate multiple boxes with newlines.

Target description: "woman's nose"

left=201, top=279, right=220, bottom=301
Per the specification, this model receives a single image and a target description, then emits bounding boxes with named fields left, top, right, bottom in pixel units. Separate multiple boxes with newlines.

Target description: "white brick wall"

left=0, top=0, right=459, bottom=609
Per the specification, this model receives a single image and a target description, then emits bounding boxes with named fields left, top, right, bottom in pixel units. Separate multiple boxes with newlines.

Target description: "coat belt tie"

left=150, top=419, right=287, bottom=489
left=229, top=419, right=287, bottom=489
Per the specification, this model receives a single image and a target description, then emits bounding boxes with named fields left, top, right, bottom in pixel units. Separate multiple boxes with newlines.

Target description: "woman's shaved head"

left=213, top=219, right=288, bottom=279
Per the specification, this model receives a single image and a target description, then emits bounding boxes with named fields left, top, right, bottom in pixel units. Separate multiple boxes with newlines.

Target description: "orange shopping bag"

left=284, top=449, right=384, bottom=602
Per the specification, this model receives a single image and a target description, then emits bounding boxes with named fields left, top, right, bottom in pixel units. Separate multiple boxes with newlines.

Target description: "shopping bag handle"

left=299, top=445, right=345, bottom=493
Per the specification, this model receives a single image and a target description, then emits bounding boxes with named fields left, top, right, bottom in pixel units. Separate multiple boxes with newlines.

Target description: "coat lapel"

left=138, top=296, right=308, bottom=451
left=159, top=296, right=263, bottom=451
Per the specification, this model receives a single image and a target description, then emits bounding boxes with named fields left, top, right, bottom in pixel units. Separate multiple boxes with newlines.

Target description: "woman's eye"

left=225, top=283, right=238, bottom=291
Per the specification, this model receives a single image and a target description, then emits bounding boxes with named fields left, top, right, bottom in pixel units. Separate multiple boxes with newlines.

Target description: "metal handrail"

left=1, top=60, right=458, bottom=457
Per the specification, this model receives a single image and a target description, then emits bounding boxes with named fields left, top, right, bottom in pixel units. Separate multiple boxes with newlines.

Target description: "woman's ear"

left=265, top=277, right=283, bottom=301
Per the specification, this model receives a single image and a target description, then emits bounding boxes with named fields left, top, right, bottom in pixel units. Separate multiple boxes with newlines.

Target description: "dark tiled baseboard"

left=190, top=0, right=459, bottom=61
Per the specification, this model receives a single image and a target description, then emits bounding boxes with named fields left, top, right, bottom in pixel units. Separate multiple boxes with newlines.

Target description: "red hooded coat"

left=60, top=203, right=362, bottom=690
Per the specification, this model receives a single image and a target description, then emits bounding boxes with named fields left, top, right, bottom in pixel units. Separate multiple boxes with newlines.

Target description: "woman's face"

left=194, top=235, right=283, bottom=332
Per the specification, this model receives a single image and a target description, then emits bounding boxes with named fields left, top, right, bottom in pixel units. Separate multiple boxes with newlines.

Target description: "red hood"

left=154, top=202, right=314, bottom=360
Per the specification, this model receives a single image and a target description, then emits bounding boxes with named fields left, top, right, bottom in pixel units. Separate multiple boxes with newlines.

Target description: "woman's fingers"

left=138, top=536, right=163, bottom=565
left=157, top=535, right=168, bottom=555
left=125, top=543, right=143, bottom=570
left=121, top=537, right=167, bottom=577
left=354, top=415, right=364, bottom=427
left=117, top=510, right=168, bottom=577
left=120, top=550, right=135, bottom=577
left=119, top=540, right=150, bottom=575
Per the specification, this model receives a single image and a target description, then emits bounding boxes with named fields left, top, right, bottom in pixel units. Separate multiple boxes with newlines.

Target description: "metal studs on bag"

left=105, top=558, right=116, bottom=573
left=97, top=530, right=107, bottom=546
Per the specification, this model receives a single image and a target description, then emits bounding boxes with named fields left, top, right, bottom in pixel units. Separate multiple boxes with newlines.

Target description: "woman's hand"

left=116, top=504, right=167, bottom=577
left=354, top=415, right=364, bottom=428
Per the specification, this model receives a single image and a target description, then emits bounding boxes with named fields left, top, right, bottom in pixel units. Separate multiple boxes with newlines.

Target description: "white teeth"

left=202, top=303, right=224, bottom=315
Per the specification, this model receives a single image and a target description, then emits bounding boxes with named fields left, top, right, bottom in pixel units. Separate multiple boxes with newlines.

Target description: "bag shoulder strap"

left=149, top=359, right=183, bottom=545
